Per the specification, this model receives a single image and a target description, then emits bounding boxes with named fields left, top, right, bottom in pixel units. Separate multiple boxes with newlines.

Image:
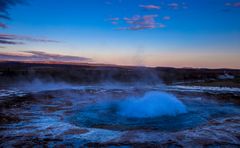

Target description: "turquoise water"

left=70, top=92, right=240, bottom=132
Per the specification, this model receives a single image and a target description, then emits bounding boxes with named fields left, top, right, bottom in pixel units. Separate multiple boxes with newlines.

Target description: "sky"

left=0, top=0, right=240, bottom=68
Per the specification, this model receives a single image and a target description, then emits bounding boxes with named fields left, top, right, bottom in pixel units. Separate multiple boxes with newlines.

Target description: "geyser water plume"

left=117, top=91, right=187, bottom=118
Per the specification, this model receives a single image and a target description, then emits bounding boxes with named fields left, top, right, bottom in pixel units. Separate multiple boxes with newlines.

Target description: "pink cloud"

left=139, top=4, right=160, bottom=10
left=124, top=15, right=141, bottom=21
left=0, top=51, right=92, bottom=63
left=117, top=24, right=165, bottom=31
left=118, top=15, right=165, bottom=31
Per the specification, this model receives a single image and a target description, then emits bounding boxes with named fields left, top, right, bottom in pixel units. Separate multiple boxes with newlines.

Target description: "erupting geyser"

left=71, top=91, right=191, bottom=131
left=70, top=90, right=240, bottom=131
left=117, top=91, right=187, bottom=118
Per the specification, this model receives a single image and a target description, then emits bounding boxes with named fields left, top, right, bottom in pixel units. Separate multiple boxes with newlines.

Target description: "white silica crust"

left=117, top=91, right=187, bottom=118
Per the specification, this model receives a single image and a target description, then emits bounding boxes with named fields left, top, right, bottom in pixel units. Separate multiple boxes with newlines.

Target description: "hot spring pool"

left=69, top=91, right=240, bottom=131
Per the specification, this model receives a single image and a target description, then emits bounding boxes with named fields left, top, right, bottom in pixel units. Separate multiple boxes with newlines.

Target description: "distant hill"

left=0, top=61, right=239, bottom=87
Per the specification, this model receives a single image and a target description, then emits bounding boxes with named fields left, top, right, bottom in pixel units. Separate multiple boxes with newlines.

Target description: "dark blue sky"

left=1, top=0, right=240, bottom=68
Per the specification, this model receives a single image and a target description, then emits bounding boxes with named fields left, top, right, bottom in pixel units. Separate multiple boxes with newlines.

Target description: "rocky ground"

left=0, top=85, right=240, bottom=147
left=0, top=62, right=240, bottom=147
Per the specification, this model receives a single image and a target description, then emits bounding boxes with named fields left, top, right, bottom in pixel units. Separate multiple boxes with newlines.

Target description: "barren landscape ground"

left=0, top=62, right=239, bottom=147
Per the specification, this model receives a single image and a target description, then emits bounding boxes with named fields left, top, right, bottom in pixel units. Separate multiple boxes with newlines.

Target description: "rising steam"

left=117, top=91, right=187, bottom=118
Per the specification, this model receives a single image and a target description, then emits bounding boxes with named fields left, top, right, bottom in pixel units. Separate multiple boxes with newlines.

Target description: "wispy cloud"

left=0, top=0, right=24, bottom=12
left=0, top=39, right=22, bottom=45
left=0, top=51, right=92, bottom=63
left=0, top=0, right=25, bottom=27
left=0, top=1, right=57, bottom=47
left=225, top=2, right=240, bottom=8
left=0, top=1, right=59, bottom=47
left=168, top=2, right=188, bottom=9
left=0, top=34, right=60, bottom=45
left=139, top=4, right=160, bottom=10
left=108, top=17, right=120, bottom=25
left=118, top=15, right=165, bottom=31
left=107, top=1, right=189, bottom=30
left=0, top=14, right=10, bottom=20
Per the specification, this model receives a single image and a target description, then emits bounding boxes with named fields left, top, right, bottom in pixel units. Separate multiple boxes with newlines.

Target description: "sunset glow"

left=1, top=0, right=240, bottom=68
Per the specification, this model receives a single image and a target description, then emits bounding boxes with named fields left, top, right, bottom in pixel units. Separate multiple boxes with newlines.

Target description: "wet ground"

left=0, top=84, right=240, bottom=147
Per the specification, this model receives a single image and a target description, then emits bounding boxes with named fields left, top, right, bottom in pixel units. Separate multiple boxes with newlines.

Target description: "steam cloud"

left=117, top=91, right=187, bottom=118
